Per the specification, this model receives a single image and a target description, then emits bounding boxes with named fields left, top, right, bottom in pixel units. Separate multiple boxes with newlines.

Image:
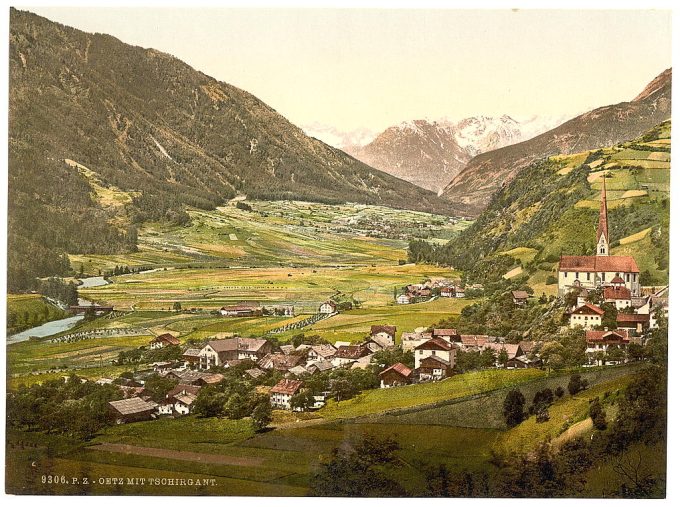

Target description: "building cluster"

left=396, top=279, right=468, bottom=305
left=558, top=178, right=668, bottom=365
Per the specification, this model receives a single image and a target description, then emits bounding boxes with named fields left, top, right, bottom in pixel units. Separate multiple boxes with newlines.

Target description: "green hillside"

left=410, top=120, right=670, bottom=294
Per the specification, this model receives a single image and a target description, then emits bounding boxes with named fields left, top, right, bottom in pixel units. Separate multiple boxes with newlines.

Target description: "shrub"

left=554, top=386, right=565, bottom=398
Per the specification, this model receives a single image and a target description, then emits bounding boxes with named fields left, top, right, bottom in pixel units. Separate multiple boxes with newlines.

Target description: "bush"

left=503, top=389, right=526, bottom=428
left=554, top=386, right=565, bottom=398
left=568, top=374, right=584, bottom=395
left=546, top=275, right=558, bottom=285
left=589, top=398, right=607, bottom=430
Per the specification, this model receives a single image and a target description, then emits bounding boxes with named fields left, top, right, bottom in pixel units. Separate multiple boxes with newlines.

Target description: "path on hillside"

left=89, top=443, right=265, bottom=467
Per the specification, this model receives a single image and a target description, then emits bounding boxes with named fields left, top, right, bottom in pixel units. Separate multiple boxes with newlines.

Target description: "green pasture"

left=7, top=294, right=68, bottom=335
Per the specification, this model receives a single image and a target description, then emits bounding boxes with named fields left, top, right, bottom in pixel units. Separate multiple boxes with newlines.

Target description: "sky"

left=20, top=7, right=673, bottom=134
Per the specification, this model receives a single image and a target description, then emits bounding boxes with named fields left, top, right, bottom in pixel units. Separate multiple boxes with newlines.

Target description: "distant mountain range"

left=309, top=115, right=568, bottom=193
left=8, top=9, right=452, bottom=289
left=441, top=69, right=672, bottom=215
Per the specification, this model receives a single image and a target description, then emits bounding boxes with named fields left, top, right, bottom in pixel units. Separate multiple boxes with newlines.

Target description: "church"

left=557, top=178, right=640, bottom=297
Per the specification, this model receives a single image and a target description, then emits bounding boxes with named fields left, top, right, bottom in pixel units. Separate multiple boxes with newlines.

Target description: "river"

left=7, top=276, right=111, bottom=344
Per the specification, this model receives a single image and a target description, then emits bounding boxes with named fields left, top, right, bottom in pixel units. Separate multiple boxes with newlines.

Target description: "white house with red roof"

left=270, top=379, right=304, bottom=410
left=558, top=178, right=640, bottom=297
left=569, top=303, right=605, bottom=330
left=604, top=284, right=633, bottom=310
left=414, top=337, right=455, bottom=370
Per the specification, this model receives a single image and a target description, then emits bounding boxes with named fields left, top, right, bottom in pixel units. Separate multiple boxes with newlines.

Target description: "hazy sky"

left=25, top=7, right=672, bottom=132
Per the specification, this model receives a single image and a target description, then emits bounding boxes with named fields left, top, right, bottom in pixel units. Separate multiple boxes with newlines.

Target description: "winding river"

left=7, top=276, right=110, bottom=344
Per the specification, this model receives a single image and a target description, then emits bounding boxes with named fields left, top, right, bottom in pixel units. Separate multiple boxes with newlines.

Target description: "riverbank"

left=6, top=276, right=111, bottom=344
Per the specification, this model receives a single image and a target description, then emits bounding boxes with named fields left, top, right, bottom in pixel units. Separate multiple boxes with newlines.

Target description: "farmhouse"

left=415, top=355, right=452, bottom=381
left=307, top=344, right=337, bottom=362
left=585, top=329, right=630, bottom=365
left=511, top=290, right=529, bottom=306
left=198, top=338, right=272, bottom=368
left=363, top=335, right=393, bottom=352
left=182, top=348, right=201, bottom=366
left=604, top=285, right=633, bottom=310
left=433, top=328, right=459, bottom=343
left=558, top=179, right=640, bottom=296
left=332, top=345, right=370, bottom=367
left=396, top=293, right=412, bottom=305
left=149, top=333, right=180, bottom=349
left=319, top=301, right=337, bottom=314
left=258, top=353, right=306, bottom=372
left=379, top=363, right=413, bottom=388
left=306, top=360, right=334, bottom=374
left=458, top=335, right=490, bottom=351
left=370, top=325, right=397, bottom=345
left=481, top=343, right=524, bottom=366
left=616, top=313, right=649, bottom=335
left=219, top=304, right=263, bottom=317
left=270, top=379, right=304, bottom=410
left=414, top=337, right=455, bottom=370
left=569, top=303, right=605, bottom=330
left=109, top=397, right=158, bottom=424
left=506, top=355, right=542, bottom=369
left=401, top=331, right=433, bottom=352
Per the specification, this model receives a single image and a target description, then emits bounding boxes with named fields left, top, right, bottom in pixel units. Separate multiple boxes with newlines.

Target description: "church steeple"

left=596, top=176, right=609, bottom=256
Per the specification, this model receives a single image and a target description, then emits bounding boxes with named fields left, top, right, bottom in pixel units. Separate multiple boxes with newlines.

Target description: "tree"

left=503, top=389, right=526, bottom=428
left=290, top=390, right=316, bottom=412
left=540, top=342, right=565, bottom=372
left=311, top=436, right=406, bottom=496
left=498, top=348, right=509, bottom=366
left=554, top=386, right=565, bottom=398
left=568, top=374, right=585, bottom=396
left=173, top=301, right=182, bottom=312
left=589, top=398, right=607, bottom=430
left=143, top=374, right=179, bottom=403
left=480, top=348, right=496, bottom=368
left=251, top=400, right=272, bottom=432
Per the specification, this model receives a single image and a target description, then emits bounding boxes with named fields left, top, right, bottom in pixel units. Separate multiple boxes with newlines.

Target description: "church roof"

left=558, top=255, right=640, bottom=273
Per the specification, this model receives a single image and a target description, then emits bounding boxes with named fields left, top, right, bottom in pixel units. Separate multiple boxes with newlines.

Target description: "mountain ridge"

left=440, top=68, right=672, bottom=215
left=8, top=8, right=453, bottom=289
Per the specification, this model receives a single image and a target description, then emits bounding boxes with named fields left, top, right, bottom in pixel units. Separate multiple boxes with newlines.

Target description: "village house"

left=288, top=365, right=309, bottom=377
left=585, top=329, right=630, bottom=365
left=219, top=304, right=263, bottom=317
left=433, top=328, right=460, bottom=343
left=245, top=367, right=266, bottom=380
left=363, top=335, right=393, bottom=353
left=616, top=313, right=649, bottom=336
left=379, top=363, right=413, bottom=388
left=279, top=344, right=295, bottom=355
left=332, top=345, right=370, bottom=368
left=458, top=335, right=490, bottom=352
left=414, top=337, right=456, bottom=370
left=576, top=289, right=590, bottom=307
left=396, top=293, right=412, bottom=305
left=258, top=353, right=306, bottom=372
left=306, top=360, right=334, bottom=374
left=569, top=303, right=605, bottom=330
left=401, top=331, right=433, bottom=352
left=440, top=286, right=455, bottom=298
left=512, top=290, right=529, bottom=306
left=319, top=300, right=337, bottom=314
left=166, top=369, right=224, bottom=386
left=307, top=344, right=337, bottom=363
left=558, top=178, right=640, bottom=296
left=350, top=354, right=375, bottom=370
left=149, top=333, right=180, bottom=349
left=198, top=338, right=272, bottom=368
left=270, top=379, right=304, bottom=410
left=604, top=284, right=633, bottom=310
left=415, top=355, right=453, bottom=381
left=109, top=397, right=158, bottom=424
left=506, top=355, right=542, bottom=369
left=182, top=348, right=201, bottom=367
left=370, top=325, right=397, bottom=345
left=481, top=342, right=524, bottom=367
